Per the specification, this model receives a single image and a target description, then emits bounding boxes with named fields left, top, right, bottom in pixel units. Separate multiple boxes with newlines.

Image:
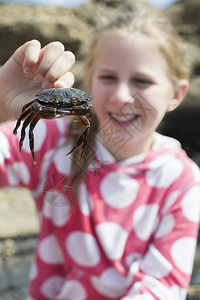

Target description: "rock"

left=187, top=285, right=200, bottom=300
left=164, top=0, right=200, bottom=45
left=0, top=3, right=91, bottom=64
left=0, top=236, right=36, bottom=299
left=185, top=43, right=200, bottom=79
left=0, top=0, right=156, bottom=66
left=0, top=188, right=39, bottom=238
left=158, top=102, right=200, bottom=159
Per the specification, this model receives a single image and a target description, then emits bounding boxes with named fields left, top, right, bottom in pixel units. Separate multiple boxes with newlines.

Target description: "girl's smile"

left=108, top=111, right=141, bottom=127
left=91, top=33, right=182, bottom=160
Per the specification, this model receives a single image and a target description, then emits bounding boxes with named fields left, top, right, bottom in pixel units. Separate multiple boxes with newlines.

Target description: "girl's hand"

left=0, top=39, right=75, bottom=122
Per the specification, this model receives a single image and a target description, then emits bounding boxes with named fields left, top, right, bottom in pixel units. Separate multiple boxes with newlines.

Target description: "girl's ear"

left=167, top=79, right=189, bottom=112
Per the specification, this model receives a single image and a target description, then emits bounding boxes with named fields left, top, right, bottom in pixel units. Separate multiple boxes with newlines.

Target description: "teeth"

left=111, top=113, right=137, bottom=122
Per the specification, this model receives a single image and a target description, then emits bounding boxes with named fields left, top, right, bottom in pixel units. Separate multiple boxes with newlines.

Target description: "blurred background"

left=0, top=0, right=200, bottom=299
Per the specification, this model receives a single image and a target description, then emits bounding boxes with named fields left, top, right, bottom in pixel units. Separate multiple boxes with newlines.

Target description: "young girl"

left=0, top=11, right=200, bottom=300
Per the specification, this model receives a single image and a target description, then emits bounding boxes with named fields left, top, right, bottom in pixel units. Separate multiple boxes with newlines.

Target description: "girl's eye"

left=98, top=75, right=116, bottom=81
left=132, top=78, right=153, bottom=86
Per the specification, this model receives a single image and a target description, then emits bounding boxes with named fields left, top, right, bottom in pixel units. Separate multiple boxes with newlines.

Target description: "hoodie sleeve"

left=0, top=118, right=69, bottom=190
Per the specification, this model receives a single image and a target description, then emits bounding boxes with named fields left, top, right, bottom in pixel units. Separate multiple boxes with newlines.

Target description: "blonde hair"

left=67, top=10, right=189, bottom=205
left=84, top=11, right=189, bottom=88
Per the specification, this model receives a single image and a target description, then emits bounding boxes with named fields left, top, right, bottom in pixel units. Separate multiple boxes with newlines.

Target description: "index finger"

left=13, top=40, right=42, bottom=73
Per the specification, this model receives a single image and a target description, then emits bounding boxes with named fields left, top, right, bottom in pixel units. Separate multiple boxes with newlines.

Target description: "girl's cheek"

left=91, top=92, right=101, bottom=112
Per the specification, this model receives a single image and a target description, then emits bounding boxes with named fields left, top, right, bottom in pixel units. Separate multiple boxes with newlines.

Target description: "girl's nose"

left=110, top=84, right=134, bottom=107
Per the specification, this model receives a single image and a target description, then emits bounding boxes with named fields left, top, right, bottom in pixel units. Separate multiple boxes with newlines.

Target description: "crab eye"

left=73, top=98, right=79, bottom=103
left=54, top=98, right=60, bottom=104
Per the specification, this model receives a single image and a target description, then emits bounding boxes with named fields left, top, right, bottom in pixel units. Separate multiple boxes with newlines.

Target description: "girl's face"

left=91, top=33, right=182, bottom=160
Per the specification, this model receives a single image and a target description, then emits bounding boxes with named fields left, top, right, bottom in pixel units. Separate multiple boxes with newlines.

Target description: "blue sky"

left=146, top=0, right=180, bottom=8
left=0, top=0, right=180, bottom=8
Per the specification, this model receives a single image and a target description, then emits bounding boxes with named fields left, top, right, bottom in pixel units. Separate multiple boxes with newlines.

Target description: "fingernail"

left=42, top=81, right=52, bottom=89
left=54, top=80, right=68, bottom=88
left=24, top=67, right=32, bottom=74
left=34, top=74, right=44, bottom=83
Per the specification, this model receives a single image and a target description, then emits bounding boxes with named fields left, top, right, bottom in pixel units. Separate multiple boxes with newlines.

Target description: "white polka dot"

left=181, top=186, right=200, bottom=222
left=53, top=138, right=72, bottom=175
left=171, top=237, right=197, bottom=274
left=133, top=204, right=159, bottom=241
left=41, top=276, right=65, bottom=299
left=169, top=284, right=187, bottom=299
left=142, top=275, right=173, bottom=299
left=146, top=155, right=183, bottom=188
left=91, top=267, right=127, bottom=298
left=155, top=214, right=175, bottom=238
left=95, top=222, right=128, bottom=260
left=7, top=162, right=30, bottom=185
left=141, top=244, right=172, bottom=278
left=161, top=190, right=180, bottom=215
left=43, top=194, right=70, bottom=227
left=78, top=184, right=93, bottom=216
left=123, top=294, right=154, bottom=300
left=44, top=189, right=69, bottom=207
left=55, top=118, right=69, bottom=135
left=31, top=149, right=56, bottom=198
left=66, top=231, right=100, bottom=267
left=56, top=280, right=86, bottom=300
left=100, top=172, right=139, bottom=208
left=29, top=261, right=38, bottom=280
left=19, top=119, right=47, bottom=152
left=0, top=131, right=10, bottom=163
left=38, top=234, right=64, bottom=264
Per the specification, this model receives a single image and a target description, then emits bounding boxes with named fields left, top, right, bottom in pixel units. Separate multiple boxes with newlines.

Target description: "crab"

left=13, top=88, right=93, bottom=164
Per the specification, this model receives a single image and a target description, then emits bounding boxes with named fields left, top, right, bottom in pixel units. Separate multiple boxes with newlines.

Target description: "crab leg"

left=13, top=107, right=33, bottom=135
left=29, top=114, right=41, bottom=164
left=66, top=116, right=90, bottom=159
left=19, top=112, right=36, bottom=152
left=66, top=127, right=90, bottom=158
left=22, top=99, right=35, bottom=112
